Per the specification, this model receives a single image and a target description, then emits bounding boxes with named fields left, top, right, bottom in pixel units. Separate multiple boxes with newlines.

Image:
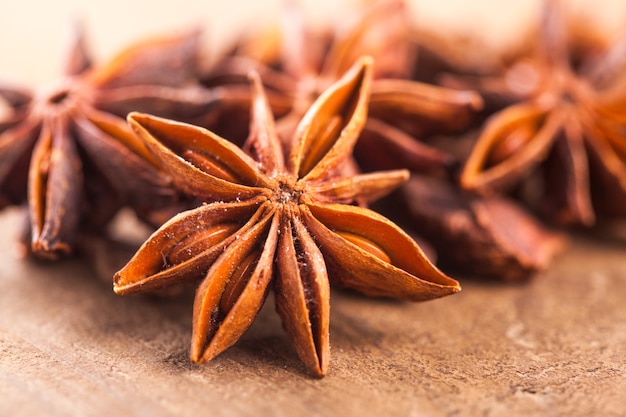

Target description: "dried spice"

left=114, top=58, right=460, bottom=377
left=202, top=0, right=482, bottom=174
left=456, top=0, right=626, bottom=226
left=400, top=175, right=566, bottom=281
left=0, top=26, right=214, bottom=259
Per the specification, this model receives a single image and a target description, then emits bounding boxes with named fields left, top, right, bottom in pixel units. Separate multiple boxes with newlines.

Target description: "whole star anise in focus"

left=458, top=0, right=626, bottom=226
left=202, top=0, right=482, bottom=174
left=114, top=57, right=460, bottom=377
left=0, top=26, right=215, bottom=259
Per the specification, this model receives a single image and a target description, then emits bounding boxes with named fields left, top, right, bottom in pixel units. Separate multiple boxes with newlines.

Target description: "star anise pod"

left=113, top=57, right=460, bottom=377
left=400, top=175, right=566, bottom=282
left=202, top=0, right=482, bottom=174
left=0, top=25, right=215, bottom=258
left=457, top=0, right=626, bottom=226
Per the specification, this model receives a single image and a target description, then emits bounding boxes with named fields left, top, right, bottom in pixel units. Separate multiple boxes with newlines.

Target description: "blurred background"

left=1, top=0, right=625, bottom=86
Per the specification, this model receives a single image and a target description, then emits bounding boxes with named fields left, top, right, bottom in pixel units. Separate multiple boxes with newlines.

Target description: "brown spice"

left=456, top=0, right=626, bottom=226
left=401, top=175, right=566, bottom=281
left=202, top=0, right=482, bottom=174
left=0, top=26, right=215, bottom=259
left=113, top=57, right=460, bottom=377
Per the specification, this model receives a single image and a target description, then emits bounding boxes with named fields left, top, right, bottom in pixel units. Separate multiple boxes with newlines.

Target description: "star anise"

left=113, top=57, right=460, bottom=377
left=0, top=25, right=215, bottom=258
left=400, top=175, right=566, bottom=282
left=457, top=0, right=626, bottom=226
left=202, top=0, right=482, bottom=174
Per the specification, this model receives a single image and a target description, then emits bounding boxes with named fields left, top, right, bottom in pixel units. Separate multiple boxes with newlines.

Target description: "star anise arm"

left=309, top=170, right=409, bottom=204
left=584, top=120, right=626, bottom=217
left=0, top=114, right=39, bottom=192
left=0, top=112, right=22, bottom=132
left=62, top=22, right=92, bottom=76
left=582, top=35, right=626, bottom=91
left=439, top=72, right=522, bottom=108
left=203, top=56, right=297, bottom=93
left=290, top=56, right=372, bottom=180
left=94, top=84, right=221, bottom=122
left=368, top=79, right=483, bottom=134
left=301, top=202, right=460, bottom=300
left=460, top=102, right=562, bottom=193
left=28, top=118, right=82, bottom=258
left=595, top=90, right=626, bottom=124
left=597, top=105, right=626, bottom=127
left=127, top=112, right=271, bottom=200
left=200, top=56, right=297, bottom=130
left=275, top=213, right=330, bottom=377
left=539, top=0, right=569, bottom=69
left=86, top=28, right=202, bottom=89
left=191, top=205, right=279, bottom=363
left=72, top=112, right=174, bottom=217
left=114, top=197, right=266, bottom=294
left=543, top=119, right=594, bottom=225
left=320, top=0, right=411, bottom=79
left=278, top=1, right=319, bottom=79
left=74, top=113, right=153, bottom=181
left=357, top=118, right=454, bottom=172
left=197, top=83, right=294, bottom=145
left=244, top=71, right=285, bottom=174
left=401, top=175, right=566, bottom=281
left=586, top=120, right=626, bottom=188
left=0, top=82, right=33, bottom=108
left=82, top=106, right=159, bottom=167
left=85, top=28, right=217, bottom=121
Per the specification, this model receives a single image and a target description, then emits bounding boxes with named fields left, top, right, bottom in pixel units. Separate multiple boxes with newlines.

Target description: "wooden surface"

left=2, top=1, right=626, bottom=416
left=2, top=208, right=626, bottom=417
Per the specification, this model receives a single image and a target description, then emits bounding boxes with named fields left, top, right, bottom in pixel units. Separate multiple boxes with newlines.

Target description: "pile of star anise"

left=1, top=0, right=624, bottom=377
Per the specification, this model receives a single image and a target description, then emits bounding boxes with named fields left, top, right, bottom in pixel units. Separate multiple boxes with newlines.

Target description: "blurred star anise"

left=401, top=175, right=566, bottom=282
left=458, top=0, right=626, bottom=226
left=203, top=0, right=482, bottom=174
left=114, top=58, right=460, bottom=377
left=0, top=26, right=214, bottom=258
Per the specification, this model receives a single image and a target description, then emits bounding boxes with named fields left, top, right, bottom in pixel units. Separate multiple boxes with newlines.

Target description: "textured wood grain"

left=2, top=207, right=626, bottom=417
